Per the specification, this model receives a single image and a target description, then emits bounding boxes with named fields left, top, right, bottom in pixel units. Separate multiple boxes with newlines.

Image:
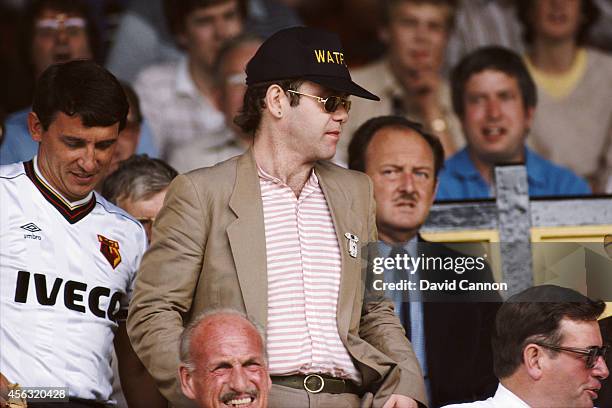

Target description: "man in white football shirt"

left=0, top=60, right=163, bottom=408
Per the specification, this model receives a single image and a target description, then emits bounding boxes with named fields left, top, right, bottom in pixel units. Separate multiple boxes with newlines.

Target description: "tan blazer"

left=127, top=150, right=427, bottom=408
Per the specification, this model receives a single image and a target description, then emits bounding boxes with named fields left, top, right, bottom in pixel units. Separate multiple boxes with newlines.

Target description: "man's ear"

left=28, top=112, right=44, bottom=142
left=178, top=365, right=197, bottom=400
left=264, top=84, right=287, bottom=119
left=523, top=344, right=545, bottom=380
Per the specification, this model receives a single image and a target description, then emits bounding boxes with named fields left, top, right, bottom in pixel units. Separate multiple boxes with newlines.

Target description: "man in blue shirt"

left=436, top=46, right=590, bottom=200
left=349, top=115, right=500, bottom=407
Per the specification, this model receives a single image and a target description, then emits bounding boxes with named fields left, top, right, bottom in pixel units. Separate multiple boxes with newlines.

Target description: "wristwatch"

left=430, top=118, right=448, bottom=133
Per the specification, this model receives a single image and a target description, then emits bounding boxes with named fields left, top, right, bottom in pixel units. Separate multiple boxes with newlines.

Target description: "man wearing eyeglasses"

left=442, top=284, right=609, bottom=408
left=128, top=27, right=427, bottom=408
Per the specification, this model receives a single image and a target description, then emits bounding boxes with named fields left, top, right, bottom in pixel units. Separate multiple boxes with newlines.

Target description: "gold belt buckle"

left=303, top=374, right=325, bottom=393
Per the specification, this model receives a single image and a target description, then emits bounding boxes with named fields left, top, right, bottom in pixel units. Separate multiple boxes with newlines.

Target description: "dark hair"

left=234, top=79, right=303, bottom=135
left=516, top=0, right=601, bottom=46
left=22, top=0, right=101, bottom=67
left=348, top=115, right=445, bottom=178
left=101, top=155, right=178, bottom=204
left=381, top=0, right=458, bottom=29
left=451, top=46, right=537, bottom=118
left=492, top=285, right=606, bottom=379
left=163, top=0, right=247, bottom=41
left=33, top=60, right=129, bottom=131
left=120, top=81, right=143, bottom=125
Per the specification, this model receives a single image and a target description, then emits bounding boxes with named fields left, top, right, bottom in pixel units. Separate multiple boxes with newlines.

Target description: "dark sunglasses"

left=535, top=342, right=609, bottom=368
left=287, top=90, right=351, bottom=113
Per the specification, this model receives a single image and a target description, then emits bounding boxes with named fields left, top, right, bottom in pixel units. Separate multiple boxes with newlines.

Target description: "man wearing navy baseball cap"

left=128, top=27, right=427, bottom=408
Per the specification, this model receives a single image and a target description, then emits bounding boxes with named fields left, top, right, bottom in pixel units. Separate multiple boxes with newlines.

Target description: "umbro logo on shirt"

left=21, top=222, right=42, bottom=240
left=20, top=222, right=41, bottom=232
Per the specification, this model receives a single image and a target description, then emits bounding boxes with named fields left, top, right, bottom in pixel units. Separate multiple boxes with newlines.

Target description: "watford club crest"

left=97, top=234, right=122, bottom=269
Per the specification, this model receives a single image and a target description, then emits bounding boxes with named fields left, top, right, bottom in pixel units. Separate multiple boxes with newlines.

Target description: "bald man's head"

left=179, top=311, right=271, bottom=408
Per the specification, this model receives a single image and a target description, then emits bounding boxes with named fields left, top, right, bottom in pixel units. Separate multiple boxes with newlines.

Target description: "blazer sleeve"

left=358, top=176, right=428, bottom=408
left=127, top=174, right=208, bottom=408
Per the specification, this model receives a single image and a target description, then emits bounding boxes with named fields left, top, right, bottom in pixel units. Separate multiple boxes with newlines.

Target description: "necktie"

left=387, top=246, right=411, bottom=340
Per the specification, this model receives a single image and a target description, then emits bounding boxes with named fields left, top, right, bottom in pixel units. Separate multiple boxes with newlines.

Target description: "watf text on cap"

left=314, top=50, right=346, bottom=66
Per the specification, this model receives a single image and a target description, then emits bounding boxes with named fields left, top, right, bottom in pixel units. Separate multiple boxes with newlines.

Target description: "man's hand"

left=0, top=373, right=27, bottom=408
left=401, top=69, right=441, bottom=113
left=115, top=322, right=167, bottom=408
left=382, top=394, right=419, bottom=408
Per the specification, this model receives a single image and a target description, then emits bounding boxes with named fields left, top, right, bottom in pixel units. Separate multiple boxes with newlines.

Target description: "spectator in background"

left=134, top=0, right=246, bottom=161
left=105, top=0, right=183, bottom=83
left=436, top=47, right=590, bottom=200
left=101, top=154, right=177, bottom=407
left=0, top=0, right=158, bottom=166
left=348, top=115, right=500, bottom=407
left=442, top=285, right=609, bottom=408
left=102, top=154, right=178, bottom=244
left=345, top=0, right=463, bottom=165
left=105, top=0, right=302, bottom=84
left=445, top=0, right=523, bottom=73
left=178, top=310, right=271, bottom=408
left=168, top=34, right=262, bottom=173
left=107, top=82, right=144, bottom=175
left=0, top=0, right=95, bottom=165
left=517, top=0, right=612, bottom=193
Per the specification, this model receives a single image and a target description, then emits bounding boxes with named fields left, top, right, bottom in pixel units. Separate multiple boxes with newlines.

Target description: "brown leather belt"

left=271, top=374, right=363, bottom=395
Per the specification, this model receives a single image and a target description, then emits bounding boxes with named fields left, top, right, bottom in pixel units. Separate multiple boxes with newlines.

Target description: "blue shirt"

left=436, top=147, right=591, bottom=200
left=379, top=239, right=430, bottom=398
left=0, top=108, right=160, bottom=165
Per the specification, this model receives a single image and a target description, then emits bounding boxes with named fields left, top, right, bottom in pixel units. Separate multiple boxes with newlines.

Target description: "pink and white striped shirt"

left=259, top=166, right=361, bottom=382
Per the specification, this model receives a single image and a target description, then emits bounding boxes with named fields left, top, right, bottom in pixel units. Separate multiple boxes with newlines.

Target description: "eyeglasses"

left=35, top=15, right=86, bottom=37
left=287, top=90, right=351, bottom=113
left=535, top=342, right=609, bottom=368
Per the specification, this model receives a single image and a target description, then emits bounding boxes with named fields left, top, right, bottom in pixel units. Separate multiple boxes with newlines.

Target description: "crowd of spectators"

left=2, top=0, right=611, bottom=191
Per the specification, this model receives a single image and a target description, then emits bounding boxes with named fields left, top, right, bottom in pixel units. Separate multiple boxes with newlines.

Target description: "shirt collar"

left=447, top=148, right=482, bottom=180
left=495, top=383, right=532, bottom=407
left=33, top=155, right=93, bottom=208
left=450, top=147, right=545, bottom=185
left=175, top=55, right=199, bottom=98
left=257, top=165, right=319, bottom=188
left=379, top=236, right=418, bottom=257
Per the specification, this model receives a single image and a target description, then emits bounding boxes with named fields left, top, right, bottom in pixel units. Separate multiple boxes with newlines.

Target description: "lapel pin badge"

left=344, top=232, right=359, bottom=258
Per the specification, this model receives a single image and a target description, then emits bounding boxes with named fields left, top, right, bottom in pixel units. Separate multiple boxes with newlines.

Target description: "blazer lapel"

left=227, top=150, right=268, bottom=326
left=316, top=162, right=362, bottom=341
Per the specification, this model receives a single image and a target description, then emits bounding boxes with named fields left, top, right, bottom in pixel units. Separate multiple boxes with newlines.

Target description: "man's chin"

left=65, top=184, right=96, bottom=202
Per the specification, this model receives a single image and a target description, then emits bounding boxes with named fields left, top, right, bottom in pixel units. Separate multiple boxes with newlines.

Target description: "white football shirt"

left=0, top=158, right=147, bottom=403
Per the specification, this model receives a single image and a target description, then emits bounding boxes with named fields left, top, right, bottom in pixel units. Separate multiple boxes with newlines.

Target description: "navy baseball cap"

left=245, top=26, right=380, bottom=101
